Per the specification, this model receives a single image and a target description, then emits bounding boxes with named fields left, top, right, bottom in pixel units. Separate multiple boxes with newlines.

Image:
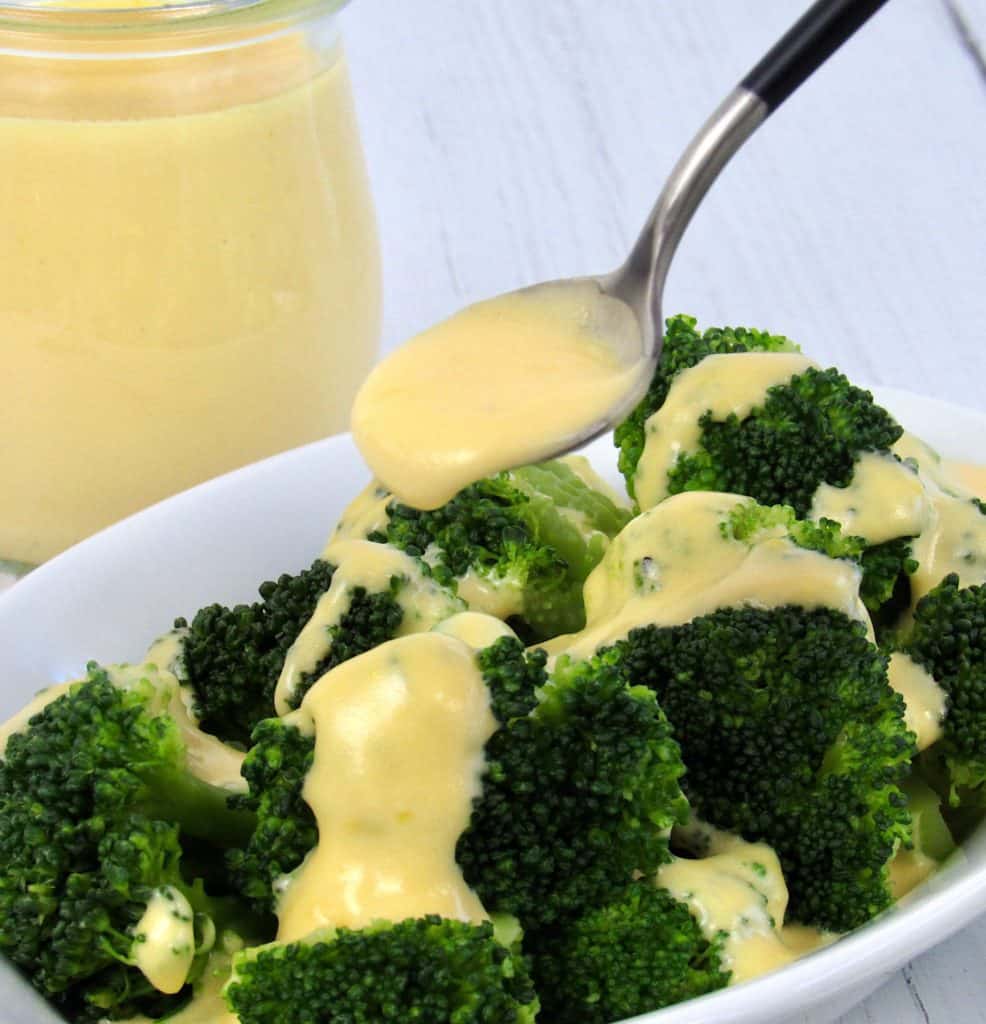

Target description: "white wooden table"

left=1, top=0, right=983, bottom=1019
left=340, top=0, right=986, bottom=1021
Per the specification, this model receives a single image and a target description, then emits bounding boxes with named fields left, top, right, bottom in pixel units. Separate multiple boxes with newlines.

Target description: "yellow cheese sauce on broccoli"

left=3, top=313, right=986, bottom=1024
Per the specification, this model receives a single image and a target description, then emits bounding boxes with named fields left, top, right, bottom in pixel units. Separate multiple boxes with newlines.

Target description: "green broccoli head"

left=531, top=881, right=728, bottom=1024
left=175, top=559, right=337, bottom=746
left=287, top=580, right=406, bottom=709
left=725, top=501, right=863, bottom=560
left=724, top=500, right=914, bottom=622
left=477, top=636, right=547, bottom=723
left=0, top=664, right=260, bottom=1022
left=226, top=716, right=316, bottom=916
left=610, top=605, right=915, bottom=932
left=224, top=639, right=548, bottom=920
left=370, top=459, right=631, bottom=641
left=906, top=574, right=986, bottom=803
left=176, top=559, right=407, bottom=745
left=664, top=367, right=903, bottom=516
left=456, top=654, right=689, bottom=931
left=224, top=916, right=538, bottom=1024
left=615, top=314, right=799, bottom=497
left=859, top=536, right=919, bottom=630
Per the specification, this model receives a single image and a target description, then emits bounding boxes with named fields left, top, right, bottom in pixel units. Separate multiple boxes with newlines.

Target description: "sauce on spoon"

left=351, top=281, right=648, bottom=509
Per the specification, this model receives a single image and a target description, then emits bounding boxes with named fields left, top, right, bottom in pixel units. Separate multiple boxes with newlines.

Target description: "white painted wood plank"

left=949, top=0, right=986, bottom=72
left=845, top=915, right=986, bottom=1023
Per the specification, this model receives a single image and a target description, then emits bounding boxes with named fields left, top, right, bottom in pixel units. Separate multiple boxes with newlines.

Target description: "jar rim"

left=0, top=0, right=347, bottom=35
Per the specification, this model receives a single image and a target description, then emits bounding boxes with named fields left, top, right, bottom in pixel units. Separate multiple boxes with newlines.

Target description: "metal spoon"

left=352, top=0, right=892, bottom=510
left=551, top=0, right=891, bottom=446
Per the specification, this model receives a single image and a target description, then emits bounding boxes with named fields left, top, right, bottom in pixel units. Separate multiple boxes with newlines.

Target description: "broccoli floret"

left=229, top=639, right=686, bottom=935
left=225, top=716, right=316, bottom=917
left=225, top=638, right=548, bottom=919
left=906, top=574, right=986, bottom=806
left=609, top=605, right=915, bottom=932
left=175, top=559, right=407, bottom=745
left=174, top=560, right=336, bottom=746
left=477, top=636, right=547, bottom=723
left=664, top=367, right=902, bottom=516
left=860, top=536, right=918, bottom=628
left=725, top=500, right=914, bottom=623
left=532, top=881, right=728, bottom=1023
left=615, top=314, right=798, bottom=496
left=370, top=460, right=631, bottom=641
left=224, top=916, right=538, bottom=1024
left=456, top=654, right=688, bottom=931
left=0, top=664, right=263, bottom=1022
left=725, top=501, right=862, bottom=560
left=288, top=581, right=407, bottom=708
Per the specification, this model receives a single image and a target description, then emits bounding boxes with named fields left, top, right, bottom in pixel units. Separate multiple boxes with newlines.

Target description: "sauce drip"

left=352, top=281, right=648, bottom=510
left=432, top=611, right=518, bottom=649
left=910, top=488, right=986, bottom=604
left=275, top=633, right=496, bottom=942
left=131, top=887, right=196, bottom=996
left=656, top=834, right=828, bottom=984
left=634, top=352, right=815, bottom=509
left=274, top=539, right=464, bottom=715
left=545, top=491, right=868, bottom=659
left=887, top=652, right=946, bottom=752
left=811, top=452, right=928, bottom=545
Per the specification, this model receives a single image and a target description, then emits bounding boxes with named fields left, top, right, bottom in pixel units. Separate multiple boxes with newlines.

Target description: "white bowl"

left=2, top=386, right=986, bottom=1024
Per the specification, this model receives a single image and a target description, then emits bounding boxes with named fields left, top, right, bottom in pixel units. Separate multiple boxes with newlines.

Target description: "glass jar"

left=0, top=0, right=380, bottom=569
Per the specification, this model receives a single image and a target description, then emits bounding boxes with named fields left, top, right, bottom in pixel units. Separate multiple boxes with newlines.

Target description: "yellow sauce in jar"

left=0, top=19, right=380, bottom=564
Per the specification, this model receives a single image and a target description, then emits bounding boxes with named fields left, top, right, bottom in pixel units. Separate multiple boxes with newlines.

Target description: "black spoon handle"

left=741, top=0, right=891, bottom=114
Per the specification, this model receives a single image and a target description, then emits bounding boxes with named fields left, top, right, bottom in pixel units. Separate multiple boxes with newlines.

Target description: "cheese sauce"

left=545, top=491, right=868, bottom=659
left=656, top=835, right=829, bottom=984
left=330, top=480, right=395, bottom=543
left=634, top=352, right=815, bottom=510
left=131, top=886, right=197, bottom=996
left=810, top=452, right=929, bottom=545
left=946, top=460, right=986, bottom=500
left=888, top=652, right=947, bottom=752
left=888, top=848, right=940, bottom=900
left=351, top=281, right=649, bottom=510
left=432, top=611, right=518, bottom=649
left=119, top=939, right=243, bottom=1024
left=909, top=487, right=986, bottom=604
left=274, top=539, right=464, bottom=714
left=275, top=633, right=496, bottom=942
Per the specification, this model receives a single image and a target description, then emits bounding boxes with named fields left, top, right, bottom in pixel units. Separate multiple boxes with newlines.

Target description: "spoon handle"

left=742, top=0, right=890, bottom=113
left=613, top=0, right=891, bottom=358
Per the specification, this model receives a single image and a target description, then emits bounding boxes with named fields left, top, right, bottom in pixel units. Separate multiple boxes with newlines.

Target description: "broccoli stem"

left=139, top=766, right=255, bottom=849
